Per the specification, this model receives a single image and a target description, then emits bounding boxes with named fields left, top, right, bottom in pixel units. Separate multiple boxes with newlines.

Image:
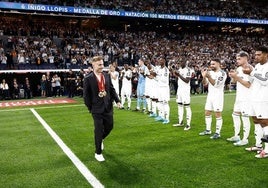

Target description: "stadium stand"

left=0, top=14, right=266, bottom=70
left=5, top=0, right=268, bottom=19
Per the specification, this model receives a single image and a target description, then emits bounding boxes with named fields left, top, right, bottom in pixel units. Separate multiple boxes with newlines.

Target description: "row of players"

left=108, top=46, right=268, bottom=159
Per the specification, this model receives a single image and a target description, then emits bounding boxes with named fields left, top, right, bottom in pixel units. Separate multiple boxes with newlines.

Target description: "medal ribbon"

left=97, top=73, right=105, bottom=92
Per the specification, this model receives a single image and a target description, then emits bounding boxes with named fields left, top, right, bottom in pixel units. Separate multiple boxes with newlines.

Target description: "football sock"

left=254, top=124, right=263, bottom=147
left=142, top=97, right=147, bottom=110
left=185, top=105, right=192, bottom=126
left=127, top=96, right=131, bottom=108
left=215, top=117, right=223, bottom=134
left=158, top=101, right=163, bottom=118
left=136, top=97, right=141, bottom=109
left=263, top=126, right=268, bottom=153
left=152, top=101, right=157, bottom=114
left=178, top=104, right=184, bottom=124
left=163, top=101, right=170, bottom=121
left=205, top=115, right=212, bottom=131
left=232, top=112, right=241, bottom=137
left=121, top=95, right=125, bottom=107
left=146, top=98, right=152, bottom=112
left=241, top=115, right=250, bottom=141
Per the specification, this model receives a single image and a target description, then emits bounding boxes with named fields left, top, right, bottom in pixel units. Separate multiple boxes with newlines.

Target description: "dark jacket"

left=83, top=72, right=120, bottom=113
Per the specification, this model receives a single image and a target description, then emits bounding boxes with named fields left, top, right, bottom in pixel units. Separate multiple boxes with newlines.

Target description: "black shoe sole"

left=261, top=138, right=268, bottom=143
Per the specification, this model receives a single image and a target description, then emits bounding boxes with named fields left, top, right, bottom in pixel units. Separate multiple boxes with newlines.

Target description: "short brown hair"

left=91, top=56, right=103, bottom=64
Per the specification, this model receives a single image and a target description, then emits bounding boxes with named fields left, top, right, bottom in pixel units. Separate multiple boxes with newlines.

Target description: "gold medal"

left=98, top=91, right=107, bottom=97
left=98, top=91, right=104, bottom=98
left=103, top=91, right=107, bottom=96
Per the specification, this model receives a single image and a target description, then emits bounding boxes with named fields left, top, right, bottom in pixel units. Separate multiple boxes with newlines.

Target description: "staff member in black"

left=67, top=69, right=76, bottom=98
left=83, top=56, right=121, bottom=162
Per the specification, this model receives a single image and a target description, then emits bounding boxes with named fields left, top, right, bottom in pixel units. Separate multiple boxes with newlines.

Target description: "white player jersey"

left=111, top=71, right=119, bottom=92
left=177, top=67, right=192, bottom=91
left=145, top=65, right=155, bottom=85
left=235, top=66, right=251, bottom=101
left=156, top=66, right=170, bottom=87
left=153, top=65, right=160, bottom=80
left=122, top=69, right=132, bottom=86
left=207, top=69, right=227, bottom=99
left=250, top=62, right=268, bottom=102
left=145, top=65, right=152, bottom=77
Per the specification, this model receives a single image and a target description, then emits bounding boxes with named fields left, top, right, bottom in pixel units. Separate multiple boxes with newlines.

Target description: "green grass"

left=1, top=93, right=268, bottom=188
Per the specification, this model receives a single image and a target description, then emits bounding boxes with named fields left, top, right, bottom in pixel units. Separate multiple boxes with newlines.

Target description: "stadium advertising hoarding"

left=0, top=1, right=267, bottom=25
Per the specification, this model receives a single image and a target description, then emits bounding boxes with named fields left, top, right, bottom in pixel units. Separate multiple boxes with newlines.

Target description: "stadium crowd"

left=0, top=17, right=266, bottom=69
left=5, top=0, right=268, bottom=19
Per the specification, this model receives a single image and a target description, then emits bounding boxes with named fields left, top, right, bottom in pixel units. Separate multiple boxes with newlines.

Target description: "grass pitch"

left=1, top=93, right=268, bottom=188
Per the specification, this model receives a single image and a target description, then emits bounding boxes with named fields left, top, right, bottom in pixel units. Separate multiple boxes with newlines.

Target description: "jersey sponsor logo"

left=218, top=76, right=224, bottom=81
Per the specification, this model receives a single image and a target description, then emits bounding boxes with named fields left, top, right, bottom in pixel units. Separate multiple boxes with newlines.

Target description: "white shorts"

left=158, top=86, right=170, bottom=102
left=205, top=96, right=224, bottom=112
left=248, top=101, right=268, bottom=119
left=145, top=78, right=153, bottom=97
left=151, top=80, right=159, bottom=99
left=233, top=100, right=250, bottom=116
left=176, top=90, right=190, bottom=104
left=120, top=84, right=132, bottom=97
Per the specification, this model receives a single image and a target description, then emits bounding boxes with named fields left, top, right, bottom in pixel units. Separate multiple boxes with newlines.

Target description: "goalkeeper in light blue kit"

left=135, top=58, right=148, bottom=112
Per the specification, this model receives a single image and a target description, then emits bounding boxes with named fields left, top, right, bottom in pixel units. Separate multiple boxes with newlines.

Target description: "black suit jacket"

left=83, top=72, right=120, bottom=113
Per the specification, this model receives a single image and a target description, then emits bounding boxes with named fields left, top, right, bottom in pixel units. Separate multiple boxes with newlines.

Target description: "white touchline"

left=0, top=93, right=236, bottom=112
left=0, top=104, right=84, bottom=112
left=30, top=108, right=104, bottom=188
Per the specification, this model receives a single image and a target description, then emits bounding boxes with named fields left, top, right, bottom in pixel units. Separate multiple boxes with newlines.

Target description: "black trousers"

left=92, top=111, right=113, bottom=154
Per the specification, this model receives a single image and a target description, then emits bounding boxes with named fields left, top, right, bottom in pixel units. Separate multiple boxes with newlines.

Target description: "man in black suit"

left=83, top=56, right=121, bottom=162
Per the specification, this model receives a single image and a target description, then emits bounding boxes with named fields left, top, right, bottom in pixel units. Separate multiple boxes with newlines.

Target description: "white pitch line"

left=0, top=104, right=84, bottom=112
left=0, top=93, right=235, bottom=112
left=30, top=108, right=104, bottom=188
